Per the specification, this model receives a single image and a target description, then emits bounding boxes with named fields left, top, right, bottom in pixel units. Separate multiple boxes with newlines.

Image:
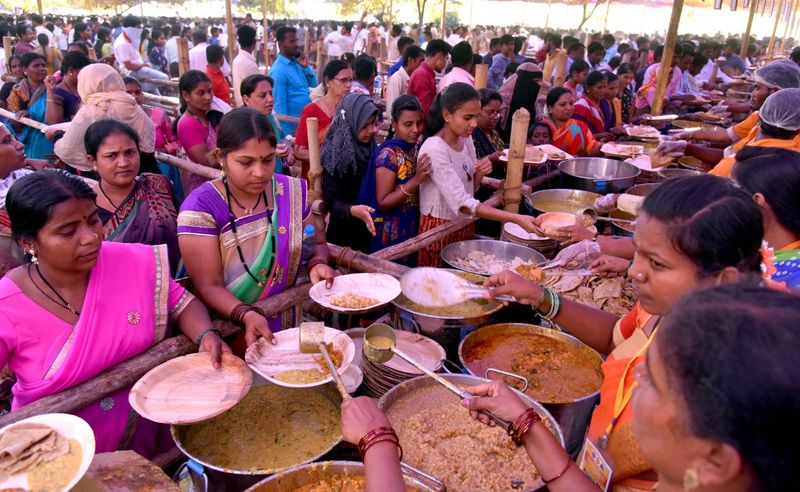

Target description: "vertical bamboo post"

left=650, top=0, right=684, bottom=116
left=304, top=26, right=311, bottom=60
left=474, top=63, right=488, bottom=89
left=225, top=0, right=237, bottom=62
left=767, top=0, right=785, bottom=56
left=440, top=0, right=447, bottom=41
left=3, top=37, right=11, bottom=66
left=545, top=0, right=553, bottom=31
left=504, top=108, right=530, bottom=213
left=741, top=0, right=758, bottom=58
left=389, top=0, right=394, bottom=26
left=316, top=39, right=324, bottom=79
left=603, top=0, right=612, bottom=34
left=793, top=1, right=800, bottom=38
left=307, top=118, right=323, bottom=201
left=262, top=0, right=271, bottom=69
left=780, top=0, right=799, bottom=52
left=380, top=37, right=387, bottom=62
left=177, top=38, right=190, bottom=75
left=37, top=0, right=43, bottom=15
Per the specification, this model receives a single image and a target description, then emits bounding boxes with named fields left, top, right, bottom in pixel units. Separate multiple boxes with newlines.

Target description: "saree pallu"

left=0, top=242, right=193, bottom=456
left=542, top=118, right=598, bottom=157
left=774, top=245, right=800, bottom=289
left=7, top=82, right=54, bottom=160
left=101, top=174, right=181, bottom=276
left=177, top=174, right=309, bottom=335
left=586, top=303, right=658, bottom=491
left=573, top=96, right=607, bottom=135
left=418, top=214, right=475, bottom=267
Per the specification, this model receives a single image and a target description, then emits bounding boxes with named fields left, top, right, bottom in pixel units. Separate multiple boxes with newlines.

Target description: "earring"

left=683, top=468, right=700, bottom=491
left=28, top=249, right=38, bottom=265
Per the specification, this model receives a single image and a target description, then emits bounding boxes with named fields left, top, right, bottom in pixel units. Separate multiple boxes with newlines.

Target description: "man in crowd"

left=206, top=44, right=231, bottom=105
left=270, top=25, right=318, bottom=135
left=113, top=15, right=168, bottom=94
left=566, top=40, right=585, bottom=74
left=488, top=34, right=514, bottom=89
left=543, top=33, right=567, bottom=88
left=13, top=24, right=35, bottom=56
left=387, top=24, right=403, bottom=61
left=438, top=42, right=474, bottom=91
left=351, top=55, right=377, bottom=95
left=189, top=27, right=230, bottom=76
left=386, top=45, right=423, bottom=119
left=602, top=34, right=617, bottom=65
left=232, top=25, right=259, bottom=107
left=482, top=37, right=501, bottom=65
left=587, top=41, right=607, bottom=72
left=720, top=37, right=747, bottom=77
left=408, top=39, right=450, bottom=116
left=388, top=37, right=414, bottom=77
left=165, top=24, right=185, bottom=77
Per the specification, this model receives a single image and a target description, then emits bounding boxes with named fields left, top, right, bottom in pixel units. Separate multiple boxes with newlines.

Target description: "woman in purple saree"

left=0, top=170, right=228, bottom=457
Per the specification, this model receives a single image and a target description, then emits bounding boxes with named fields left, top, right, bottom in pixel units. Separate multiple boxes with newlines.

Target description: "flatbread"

left=0, top=423, right=70, bottom=477
left=593, top=277, right=623, bottom=300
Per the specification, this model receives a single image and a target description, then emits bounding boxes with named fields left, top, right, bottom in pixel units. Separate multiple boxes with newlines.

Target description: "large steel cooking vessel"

left=171, top=379, right=343, bottom=491
left=245, top=461, right=444, bottom=491
left=458, top=323, right=603, bottom=457
left=609, top=182, right=660, bottom=237
left=390, top=270, right=503, bottom=362
left=559, top=157, right=640, bottom=194
left=378, top=373, right=565, bottom=492
left=525, top=188, right=601, bottom=215
left=441, top=239, right=546, bottom=276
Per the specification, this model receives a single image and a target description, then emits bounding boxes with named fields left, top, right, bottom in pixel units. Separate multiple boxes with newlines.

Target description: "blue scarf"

left=357, top=137, right=417, bottom=222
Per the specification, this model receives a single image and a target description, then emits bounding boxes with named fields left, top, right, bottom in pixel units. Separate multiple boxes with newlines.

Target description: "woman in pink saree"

left=0, top=170, right=229, bottom=457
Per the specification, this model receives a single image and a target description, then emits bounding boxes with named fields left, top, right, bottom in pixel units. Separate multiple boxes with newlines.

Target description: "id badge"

left=578, top=438, right=614, bottom=491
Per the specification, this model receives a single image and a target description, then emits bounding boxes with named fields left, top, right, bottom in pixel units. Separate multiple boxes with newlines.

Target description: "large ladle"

left=298, top=322, right=350, bottom=401
left=400, top=268, right=516, bottom=308
left=363, top=323, right=511, bottom=431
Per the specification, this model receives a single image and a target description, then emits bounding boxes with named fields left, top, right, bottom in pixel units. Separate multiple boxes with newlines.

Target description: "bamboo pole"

left=316, top=39, right=324, bottom=79
left=650, top=0, right=685, bottom=116
left=603, top=0, right=612, bottom=34
left=504, top=108, right=529, bottom=213
left=742, top=0, right=758, bottom=58
left=474, top=63, right=488, bottom=89
left=307, top=118, right=323, bottom=202
left=767, top=0, right=786, bottom=56
left=141, top=77, right=180, bottom=88
left=545, top=0, right=553, bottom=31
left=440, top=0, right=447, bottom=41
left=0, top=108, right=47, bottom=131
left=262, top=0, right=271, bottom=69
left=176, top=38, right=190, bottom=75
left=37, top=0, right=43, bottom=15
left=155, top=152, right=222, bottom=179
left=304, top=26, right=312, bottom=60
left=3, top=36, right=11, bottom=65
left=142, top=92, right=179, bottom=107
left=225, top=0, right=237, bottom=62
left=782, top=0, right=800, bottom=51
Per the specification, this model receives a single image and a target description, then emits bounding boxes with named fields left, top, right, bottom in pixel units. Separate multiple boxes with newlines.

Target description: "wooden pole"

left=225, top=0, right=237, bottom=62
left=307, top=118, right=323, bottom=202
left=304, top=26, right=312, bottom=60
left=37, top=0, right=43, bottom=15
left=474, top=63, right=488, bottom=89
left=780, top=0, right=798, bottom=52
left=316, top=39, right=324, bottom=79
left=3, top=37, right=12, bottom=67
left=767, top=0, right=786, bottom=56
left=603, top=0, right=612, bottom=34
left=504, top=108, right=530, bottom=213
left=176, top=38, right=190, bottom=75
left=389, top=0, right=394, bottom=26
left=650, top=0, right=684, bottom=116
left=155, top=152, right=222, bottom=179
left=741, top=0, right=758, bottom=58
left=262, top=0, right=271, bottom=69
left=545, top=0, right=553, bottom=31
left=793, top=1, right=800, bottom=38
left=0, top=108, right=47, bottom=130
left=440, top=0, right=447, bottom=41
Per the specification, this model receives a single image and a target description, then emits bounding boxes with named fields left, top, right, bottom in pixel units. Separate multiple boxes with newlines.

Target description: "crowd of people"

left=0, top=9, right=798, bottom=492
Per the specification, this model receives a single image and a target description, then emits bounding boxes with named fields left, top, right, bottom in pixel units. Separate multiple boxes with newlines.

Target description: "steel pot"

left=524, top=188, right=601, bottom=215
left=245, top=461, right=444, bottom=491
left=378, top=373, right=565, bottom=492
left=558, top=157, right=640, bottom=194
left=458, top=323, right=603, bottom=457
left=609, top=182, right=660, bottom=237
left=171, top=378, right=343, bottom=491
left=440, top=239, right=546, bottom=276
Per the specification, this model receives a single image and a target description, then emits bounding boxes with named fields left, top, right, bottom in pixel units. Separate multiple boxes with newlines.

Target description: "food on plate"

left=626, top=125, right=660, bottom=138
left=290, top=475, right=424, bottom=492
left=695, top=111, right=723, bottom=121
left=179, top=385, right=339, bottom=472
left=387, top=385, right=554, bottom=491
left=543, top=269, right=636, bottom=316
left=603, top=143, right=644, bottom=156
left=514, top=264, right=544, bottom=282
left=315, top=342, right=343, bottom=374
left=463, top=333, right=603, bottom=402
left=330, top=292, right=379, bottom=309
left=274, top=369, right=326, bottom=384
left=0, top=423, right=81, bottom=489
left=524, top=145, right=545, bottom=162
left=543, top=148, right=566, bottom=160
left=451, top=251, right=540, bottom=276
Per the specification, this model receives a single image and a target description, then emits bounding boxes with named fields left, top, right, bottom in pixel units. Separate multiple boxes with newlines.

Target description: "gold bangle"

left=399, top=183, right=412, bottom=197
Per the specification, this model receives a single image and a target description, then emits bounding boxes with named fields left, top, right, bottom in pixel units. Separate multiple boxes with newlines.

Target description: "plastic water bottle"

left=301, top=224, right=316, bottom=267
left=373, top=76, right=383, bottom=104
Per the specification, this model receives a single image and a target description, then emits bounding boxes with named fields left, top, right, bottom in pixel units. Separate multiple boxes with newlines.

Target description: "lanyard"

left=598, top=317, right=661, bottom=449
left=780, top=239, right=800, bottom=251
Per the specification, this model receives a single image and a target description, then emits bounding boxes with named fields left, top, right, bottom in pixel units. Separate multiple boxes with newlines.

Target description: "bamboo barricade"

left=474, top=64, right=488, bottom=90
left=441, top=0, right=448, bottom=41
left=316, top=39, right=325, bottom=79
left=0, top=109, right=561, bottom=426
left=504, top=108, right=529, bottom=213
left=262, top=0, right=271, bottom=69
left=176, top=38, right=190, bottom=76
left=767, top=0, right=786, bottom=56
left=780, top=0, right=799, bottom=53
left=141, top=78, right=180, bottom=89
left=742, top=0, right=758, bottom=59
left=650, top=0, right=685, bottom=116
left=225, top=0, right=237, bottom=62
left=0, top=108, right=47, bottom=131
left=2, top=37, right=11, bottom=66
left=154, top=152, right=222, bottom=180
left=307, top=117, right=323, bottom=203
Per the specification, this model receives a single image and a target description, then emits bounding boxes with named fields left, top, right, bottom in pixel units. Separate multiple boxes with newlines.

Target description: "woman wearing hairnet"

left=709, top=89, right=800, bottom=176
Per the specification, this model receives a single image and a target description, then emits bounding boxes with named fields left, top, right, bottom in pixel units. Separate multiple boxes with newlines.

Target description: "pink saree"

left=0, top=242, right=194, bottom=456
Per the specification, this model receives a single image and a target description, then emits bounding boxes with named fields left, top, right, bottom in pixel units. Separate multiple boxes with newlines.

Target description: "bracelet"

left=531, top=288, right=547, bottom=314
left=307, top=257, right=328, bottom=271
left=541, top=288, right=562, bottom=321
left=230, top=303, right=265, bottom=325
left=542, top=454, right=573, bottom=484
left=358, top=427, right=403, bottom=461
left=399, top=183, right=413, bottom=197
left=195, top=327, right=222, bottom=346
left=508, top=408, right=542, bottom=446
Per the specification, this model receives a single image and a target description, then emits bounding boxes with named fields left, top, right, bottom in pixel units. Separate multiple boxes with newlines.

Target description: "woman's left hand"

left=514, top=214, right=542, bottom=235
left=197, top=332, right=233, bottom=369
left=350, top=205, right=376, bottom=236
left=475, top=156, right=495, bottom=176
left=310, top=263, right=336, bottom=288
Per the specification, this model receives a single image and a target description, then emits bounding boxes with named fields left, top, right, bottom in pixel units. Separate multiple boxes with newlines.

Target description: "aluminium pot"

left=458, top=323, right=603, bottom=457
left=558, top=157, right=640, bottom=194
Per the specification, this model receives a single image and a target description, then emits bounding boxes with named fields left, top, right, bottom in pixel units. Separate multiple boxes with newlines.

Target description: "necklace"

left=27, top=264, right=81, bottom=316
left=228, top=187, right=263, bottom=215
left=222, top=177, right=272, bottom=287
left=97, top=181, right=122, bottom=210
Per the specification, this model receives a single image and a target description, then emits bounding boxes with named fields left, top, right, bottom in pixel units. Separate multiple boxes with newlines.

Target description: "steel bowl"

left=245, top=461, right=444, bottom=491
left=558, top=157, right=640, bottom=194
left=609, top=183, right=661, bottom=236
left=378, top=373, right=565, bottom=492
left=657, top=168, right=700, bottom=180
left=440, top=239, right=547, bottom=277
left=524, top=188, right=601, bottom=215
left=458, top=323, right=603, bottom=456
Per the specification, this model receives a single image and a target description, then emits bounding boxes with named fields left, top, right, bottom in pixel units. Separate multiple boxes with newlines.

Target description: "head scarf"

left=54, top=63, right=155, bottom=171
left=499, top=63, right=542, bottom=126
left=321, top=93, right=378, bottom=176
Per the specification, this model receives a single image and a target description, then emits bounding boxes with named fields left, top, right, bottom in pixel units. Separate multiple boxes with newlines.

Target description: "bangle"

left=307, top=257, right=328, bottom=271
left=230, top=303, right=265, bottom=325
left=195, top=327, right=221, bottom=346
left=358, top=427, right=403, bottom=461
left=508, top=408, right=541, bottom=446
left=399, top=183, right=412, bottom=197
left=542, top=454, right=573, bottom=484
left=531, top=288, right=547, bottom=314
left=541, top=288, right=561, bottom=321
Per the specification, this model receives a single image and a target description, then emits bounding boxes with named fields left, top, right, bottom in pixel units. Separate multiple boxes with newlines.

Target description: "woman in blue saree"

left=7, top=53, right=54, bottom=160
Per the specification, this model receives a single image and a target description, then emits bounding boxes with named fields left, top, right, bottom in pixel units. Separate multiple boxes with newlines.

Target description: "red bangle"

left=307, top=257, right=328, bottom=270
left=357, top=427, right=403, bottom=461
left=542, top=455, right=573, bottom=484
left=508, top=408, right=541, bottom=446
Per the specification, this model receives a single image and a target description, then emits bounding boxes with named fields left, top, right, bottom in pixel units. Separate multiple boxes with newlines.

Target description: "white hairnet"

left=753, top=60, right=800, bottom=90
left=760, top=88, right=800, bottom=131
